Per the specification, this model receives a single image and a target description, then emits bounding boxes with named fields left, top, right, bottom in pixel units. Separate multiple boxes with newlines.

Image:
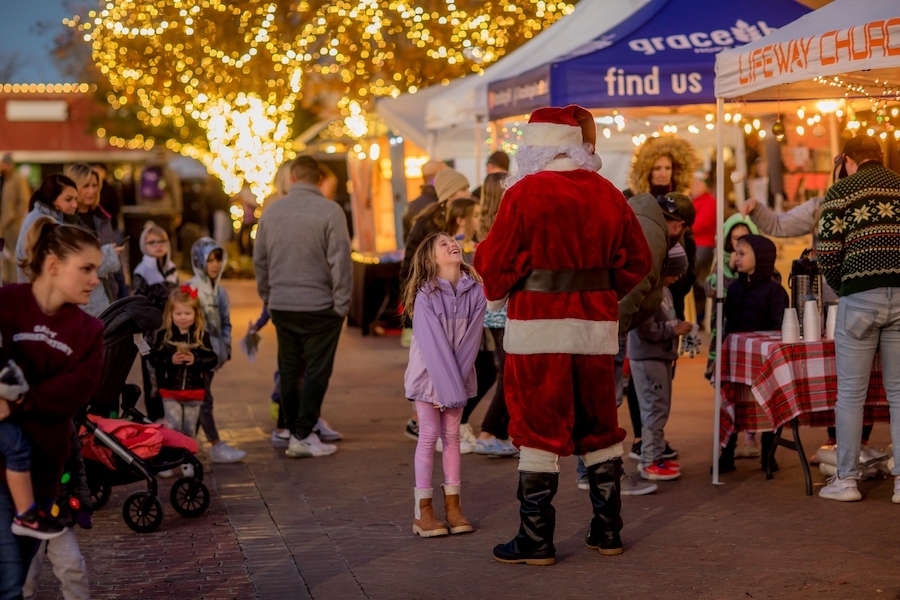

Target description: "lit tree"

left=69, top=0, right=574, bottom=196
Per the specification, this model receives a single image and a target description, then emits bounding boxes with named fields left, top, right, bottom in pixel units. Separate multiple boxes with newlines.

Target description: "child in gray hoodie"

left=628, top=244, right=693, bottom=483
left=187, top=237, right=247, bottom=464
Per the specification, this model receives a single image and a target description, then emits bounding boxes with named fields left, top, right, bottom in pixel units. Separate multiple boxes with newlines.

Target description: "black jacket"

left=723, top=235, right=788, bottom=337
left=402, top=186, right=438, bottom=241
left=150, top=327, right=219, bottom=392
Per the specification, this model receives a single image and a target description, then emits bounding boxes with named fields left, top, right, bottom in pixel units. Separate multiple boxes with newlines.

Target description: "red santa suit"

left=474, top=109, right=651, bottom=461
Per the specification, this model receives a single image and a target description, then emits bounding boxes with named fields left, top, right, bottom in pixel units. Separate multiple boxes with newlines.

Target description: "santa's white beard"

left=505, top=142, right=601, bottom=189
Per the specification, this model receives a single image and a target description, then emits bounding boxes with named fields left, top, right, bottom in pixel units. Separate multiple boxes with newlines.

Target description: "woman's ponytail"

left=18, top=216, right=101, bottom=282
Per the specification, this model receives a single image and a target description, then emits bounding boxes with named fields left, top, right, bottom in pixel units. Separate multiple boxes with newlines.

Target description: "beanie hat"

left=434, top=168, right=470, bottom=203
left=421, top=159, right=447, bottom=184
left=658, top=192, right=696, bottom=228
left=666, top=244, right=688, bottom=277
left=523, top=105, right=597, bottom=150
left=487, top=151, right=510, bottom=171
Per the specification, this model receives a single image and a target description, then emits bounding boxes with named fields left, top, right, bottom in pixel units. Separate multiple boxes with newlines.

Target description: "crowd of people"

left=0, top=101, right=899, bottom=598
left=387, top=108, right=900, bottom=565
left=0, top=160, right=248, bottom=599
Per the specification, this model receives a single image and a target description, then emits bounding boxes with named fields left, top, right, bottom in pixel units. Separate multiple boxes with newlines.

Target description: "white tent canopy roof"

left=422, top=0, right=651, bottom=132
left=715, top=0, right=900, bottom=99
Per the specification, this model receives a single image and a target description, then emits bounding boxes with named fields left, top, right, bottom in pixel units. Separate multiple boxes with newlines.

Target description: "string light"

left=71, top=0, right=572, bottom=196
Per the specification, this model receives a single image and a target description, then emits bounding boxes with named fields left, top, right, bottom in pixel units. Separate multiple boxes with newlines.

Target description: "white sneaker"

left=434, top=435, right=473, bottom=455
left=819, top=476, right=862, bottom=502
left=158, top=469, right=175, bottom=479
left=313, top=418, right=343, bottom=442
left=893, top=476, right=900, bottom=504
left=211, top=441, right=248, bottom=464
left=286, top=433, right=337, bottom=458
left=271, top=429, right=291, bottom=448
left=459, top=423, right=477, bottom=446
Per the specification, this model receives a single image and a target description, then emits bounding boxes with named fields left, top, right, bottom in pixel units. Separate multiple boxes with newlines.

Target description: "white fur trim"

left=487, top=296, right=508, bottom=312
left=518, top=447, right=560, bottom=473
left=442, top=484, right=460, bottom=496
left=523, top=122, right=583, bottom=148
left=542, top=157, right=581, bottom=172
left=504, top=318, right=619, bottom=355
left=582, top=443, right=625, bottom=467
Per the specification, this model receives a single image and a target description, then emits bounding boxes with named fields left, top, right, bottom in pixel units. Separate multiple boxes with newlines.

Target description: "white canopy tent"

left=375, top=0, right=651, bottom=182
left=710, top=0, right=900, bottom=484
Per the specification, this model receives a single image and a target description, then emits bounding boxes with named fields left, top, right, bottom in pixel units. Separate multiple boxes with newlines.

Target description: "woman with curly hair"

left=624, top=136, right=696, bottom=199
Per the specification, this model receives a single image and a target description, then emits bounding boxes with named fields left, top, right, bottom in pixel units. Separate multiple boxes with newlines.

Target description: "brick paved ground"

left=31, top=281, right=900, bottom=599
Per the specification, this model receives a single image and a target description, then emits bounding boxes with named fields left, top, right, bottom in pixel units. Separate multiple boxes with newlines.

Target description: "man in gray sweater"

left=254, top=156, right=352, bottom=458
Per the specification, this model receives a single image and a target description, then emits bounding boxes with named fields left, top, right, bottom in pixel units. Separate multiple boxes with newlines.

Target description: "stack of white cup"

left=804, top=299, right=821, bottom=342
left=782, top=308, right=800, bottom=343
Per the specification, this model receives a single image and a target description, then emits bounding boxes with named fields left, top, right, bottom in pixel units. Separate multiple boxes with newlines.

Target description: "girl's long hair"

left=161, top=288, right=209, bottom=349
left=441, top=198, right=478, bottom=237
left=477, top=173, right=506, bottom=240
left=401, top=233, right=480, bottom=320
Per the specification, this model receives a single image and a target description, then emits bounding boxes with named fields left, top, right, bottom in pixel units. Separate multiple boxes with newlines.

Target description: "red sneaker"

left=641, top=461, right=681, bottom=481
left=660, top=460, right=681, bottom=471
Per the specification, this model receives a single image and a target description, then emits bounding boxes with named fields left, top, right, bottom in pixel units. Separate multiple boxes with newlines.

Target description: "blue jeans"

left=577, top=332, right=627, bottom=479
left=0, top=423, right=31, bottom=473
left=0, top=482, right=39, bottom=600
left=834, top=288, right=900, bottom=479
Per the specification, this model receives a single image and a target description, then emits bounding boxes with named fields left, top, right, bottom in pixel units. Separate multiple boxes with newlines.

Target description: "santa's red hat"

left=523, top=105, right=596, bottom=150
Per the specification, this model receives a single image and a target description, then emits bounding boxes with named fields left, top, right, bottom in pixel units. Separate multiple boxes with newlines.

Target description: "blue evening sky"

left=1, top=0, right=76, bottom=83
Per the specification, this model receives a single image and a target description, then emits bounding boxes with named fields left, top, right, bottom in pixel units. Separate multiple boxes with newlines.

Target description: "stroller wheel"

left=122, top=491, right=163, bottom=533
left=90, top=481, right=112, bottom=511
left=170, top=478, right=210, bottom=518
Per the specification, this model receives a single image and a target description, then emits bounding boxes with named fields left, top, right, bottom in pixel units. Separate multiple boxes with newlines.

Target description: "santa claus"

left=474, top=105, right=651, bottom=565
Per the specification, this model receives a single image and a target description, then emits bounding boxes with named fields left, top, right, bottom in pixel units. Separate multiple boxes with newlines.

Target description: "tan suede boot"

left=442, top=484, right=474, bottom=534
left=413, top=488, right=449, bottom=538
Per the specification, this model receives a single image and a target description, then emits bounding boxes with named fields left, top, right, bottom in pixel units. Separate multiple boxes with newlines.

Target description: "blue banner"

left=488, top=65, right=551, bottom=120
left=487, top=0, right=810, bottom=116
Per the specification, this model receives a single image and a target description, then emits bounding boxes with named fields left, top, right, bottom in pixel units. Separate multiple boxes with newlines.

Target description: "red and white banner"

left=715, top=0, right=900, bottom=98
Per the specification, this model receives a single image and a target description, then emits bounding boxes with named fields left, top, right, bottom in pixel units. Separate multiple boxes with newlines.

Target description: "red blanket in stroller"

left=81, top=416, right=199, bottom=470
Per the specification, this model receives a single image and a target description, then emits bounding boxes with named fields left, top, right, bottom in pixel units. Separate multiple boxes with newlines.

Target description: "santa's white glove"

left=0, top=360, right=29, bottom=402
left=679, top=324, right=702, bottom=359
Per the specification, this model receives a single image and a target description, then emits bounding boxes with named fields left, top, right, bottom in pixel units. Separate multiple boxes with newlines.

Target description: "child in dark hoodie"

left=132, top=222, right=178, bottom=422
left=718, top=234, right=788, bottom=474
left=187, top=237, right=247, bottom=463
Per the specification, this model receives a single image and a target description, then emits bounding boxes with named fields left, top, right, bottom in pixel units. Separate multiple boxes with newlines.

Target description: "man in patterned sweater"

left=816, top=135, right=900, bottom=503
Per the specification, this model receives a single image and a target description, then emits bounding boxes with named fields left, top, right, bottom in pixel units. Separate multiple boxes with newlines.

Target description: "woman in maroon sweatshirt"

left=0, top=216, right=104, bottom=599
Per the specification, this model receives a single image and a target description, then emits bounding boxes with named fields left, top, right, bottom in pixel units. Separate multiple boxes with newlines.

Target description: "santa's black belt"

left=520, top=268, right=615, bottom=292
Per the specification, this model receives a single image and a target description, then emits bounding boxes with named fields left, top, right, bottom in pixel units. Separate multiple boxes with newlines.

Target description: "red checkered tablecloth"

left=718, top=332, right=890, bottom=447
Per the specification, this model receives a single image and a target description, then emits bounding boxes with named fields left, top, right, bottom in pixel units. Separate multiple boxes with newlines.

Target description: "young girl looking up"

left=403, top=233, right=486, bottom=538
left=150, top=287, right=219, bottom=438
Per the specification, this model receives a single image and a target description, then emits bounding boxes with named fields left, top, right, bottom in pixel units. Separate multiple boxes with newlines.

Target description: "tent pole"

left=733, top=122, right=747, bottom=207
left=712, top=97, right=726, bottom=486
left=475, top=116, right=484, bottom=184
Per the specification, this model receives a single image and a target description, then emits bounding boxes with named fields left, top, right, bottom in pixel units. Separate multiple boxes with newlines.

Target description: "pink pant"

left=414, top=401, right=463, bottom=489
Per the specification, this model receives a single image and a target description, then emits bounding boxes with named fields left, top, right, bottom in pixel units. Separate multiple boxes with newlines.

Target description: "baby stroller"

left=78, top=297, right=211, bottom=533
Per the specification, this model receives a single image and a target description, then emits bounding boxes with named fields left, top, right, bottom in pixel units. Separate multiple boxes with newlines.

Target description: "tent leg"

left=712, top=97, right=726, bottom=487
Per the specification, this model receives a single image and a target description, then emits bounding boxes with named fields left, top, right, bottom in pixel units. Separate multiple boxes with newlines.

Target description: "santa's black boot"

left=493, top=471, right=558, bottom=566
left=584, top=458, right=625, bottom=556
